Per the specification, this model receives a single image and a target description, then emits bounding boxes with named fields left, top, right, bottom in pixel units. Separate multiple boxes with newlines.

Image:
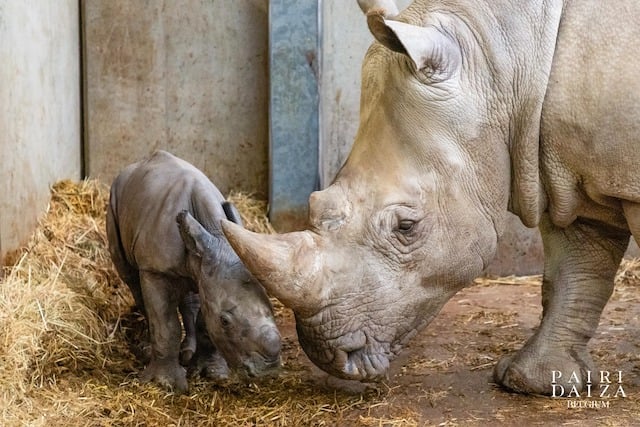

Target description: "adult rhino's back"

left=109, top=150, right=227, bottom=273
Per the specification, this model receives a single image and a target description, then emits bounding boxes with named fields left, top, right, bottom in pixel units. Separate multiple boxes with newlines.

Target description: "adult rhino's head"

left=177, top=209, right=281, bottom=377
left=222, top=0, right=552, bottom=381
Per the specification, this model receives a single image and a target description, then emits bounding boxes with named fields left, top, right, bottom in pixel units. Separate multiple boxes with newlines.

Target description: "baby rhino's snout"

left=260, top=324, right=282, bottom=366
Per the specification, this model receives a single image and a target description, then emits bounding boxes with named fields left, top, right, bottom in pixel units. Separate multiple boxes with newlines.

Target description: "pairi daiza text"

left=551, top=370, right=627, bottom=398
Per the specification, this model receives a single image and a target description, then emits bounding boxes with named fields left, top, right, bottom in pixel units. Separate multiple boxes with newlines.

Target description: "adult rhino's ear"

left=222, top=201, right=244, bottom=227
left=357, top=0, right=399, bottom=17
left=367, top=11, right=461, bottom=82
left=177, top=210, right=217, bottom=258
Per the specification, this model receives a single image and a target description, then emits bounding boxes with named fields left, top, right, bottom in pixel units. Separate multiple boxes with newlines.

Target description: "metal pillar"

left=268, top=0, right=320, bottom=231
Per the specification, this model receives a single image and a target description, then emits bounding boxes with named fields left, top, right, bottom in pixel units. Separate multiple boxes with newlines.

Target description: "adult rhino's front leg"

left=494, top=214, right=630, bottom=395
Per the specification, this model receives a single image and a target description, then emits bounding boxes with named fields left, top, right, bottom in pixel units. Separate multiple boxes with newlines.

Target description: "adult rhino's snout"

left=298, top=326, right=391, bottom=381
left=342, top=348, right=390, bottom=381
left=302, top=344, right=390, bottom=381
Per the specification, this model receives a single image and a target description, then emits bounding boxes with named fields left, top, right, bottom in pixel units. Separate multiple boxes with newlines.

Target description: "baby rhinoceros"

left=106, top=150, right=281, bottom=393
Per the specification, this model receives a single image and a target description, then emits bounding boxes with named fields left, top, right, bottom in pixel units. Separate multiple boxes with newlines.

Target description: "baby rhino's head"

left=177, top=209, right=281, bottom=377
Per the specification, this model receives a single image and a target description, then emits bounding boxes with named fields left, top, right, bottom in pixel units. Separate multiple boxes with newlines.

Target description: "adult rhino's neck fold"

left=499, top=0, right=563, bottom=227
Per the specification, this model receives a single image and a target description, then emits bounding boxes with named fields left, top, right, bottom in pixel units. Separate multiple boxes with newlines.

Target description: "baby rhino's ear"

left=222, top=201, right=243, bottom=227
left=177, top=210, right=216, bottom=257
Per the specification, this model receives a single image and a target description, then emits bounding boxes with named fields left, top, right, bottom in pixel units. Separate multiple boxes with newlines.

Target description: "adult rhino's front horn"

left=220, top=220, right=323, bottom=316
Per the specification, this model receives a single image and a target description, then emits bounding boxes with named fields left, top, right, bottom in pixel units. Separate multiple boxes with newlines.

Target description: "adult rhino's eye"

left=419, top=66, right=435, bottom=80
left=397, top=219, right=415, bottom=233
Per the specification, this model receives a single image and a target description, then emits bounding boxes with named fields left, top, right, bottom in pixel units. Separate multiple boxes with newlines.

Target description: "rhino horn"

left=220, top=219, right=322, bottom=314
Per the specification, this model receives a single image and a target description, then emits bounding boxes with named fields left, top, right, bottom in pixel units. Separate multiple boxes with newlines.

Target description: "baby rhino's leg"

left=179, top=291, right=199, bottom=365
left=139, top=271, right=188, bottom=393
left=188, top=311, right=229, bottom=380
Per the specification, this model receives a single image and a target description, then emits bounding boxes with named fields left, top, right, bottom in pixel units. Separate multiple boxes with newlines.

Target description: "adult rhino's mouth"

left=295, top=306, right=441, bottom=381
left=296, top=320, right=395, bottom=381
left=335, top=347, right=391, bottom=381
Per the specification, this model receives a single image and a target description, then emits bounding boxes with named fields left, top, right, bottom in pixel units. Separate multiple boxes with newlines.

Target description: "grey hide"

left=107, top=150, right=280, bottom=393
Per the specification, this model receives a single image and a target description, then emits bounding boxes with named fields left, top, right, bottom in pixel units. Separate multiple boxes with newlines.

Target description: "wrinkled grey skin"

left=107, top=150, right=281, bottom=393
left=221, top=0, right=640, bottom=396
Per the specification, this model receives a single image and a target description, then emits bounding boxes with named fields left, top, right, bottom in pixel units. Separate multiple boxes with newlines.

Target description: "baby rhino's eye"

left=220, top=313, right=232, bottom=328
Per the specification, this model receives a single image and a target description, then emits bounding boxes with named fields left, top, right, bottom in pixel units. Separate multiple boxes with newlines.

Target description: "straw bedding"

left=0, top=180, right=379, bottom=426
left=0, top=179, right=638, bottom=426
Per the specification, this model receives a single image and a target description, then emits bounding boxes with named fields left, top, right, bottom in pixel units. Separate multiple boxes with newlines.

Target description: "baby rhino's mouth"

left=243, top=353, right=282, bottom=378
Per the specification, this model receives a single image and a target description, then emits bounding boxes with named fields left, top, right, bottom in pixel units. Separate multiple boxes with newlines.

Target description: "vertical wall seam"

left=78, top=0, right=87, bottom=178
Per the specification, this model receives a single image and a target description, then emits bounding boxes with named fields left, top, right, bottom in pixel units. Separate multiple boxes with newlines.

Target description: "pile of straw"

left=0, top=180, right=135, bottom=424
left=0, top=180, right=130, bottom=387
left=0, top=179, right=383, bottom=426
left=226, top=190, right=275, bottom=235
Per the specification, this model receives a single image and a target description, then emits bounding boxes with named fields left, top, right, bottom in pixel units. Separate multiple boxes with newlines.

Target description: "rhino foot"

left=188, top=349, right=230, bottom=381
left=179, top=347, right=195, bottom=366
left=141, top=360, right=189, bottom=394
left=493, top=344, right=594, bottom=396
left=202, top=358, right=230, bottom=381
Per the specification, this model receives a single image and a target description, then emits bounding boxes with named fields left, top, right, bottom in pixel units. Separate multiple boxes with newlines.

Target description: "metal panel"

left=269, top=0, right=320, bottom=230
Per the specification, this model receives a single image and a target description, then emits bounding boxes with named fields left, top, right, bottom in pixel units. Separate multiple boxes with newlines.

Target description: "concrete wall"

left=83, top=0, right=269, bottom=196
left=0, top=1, right=81, bottom=264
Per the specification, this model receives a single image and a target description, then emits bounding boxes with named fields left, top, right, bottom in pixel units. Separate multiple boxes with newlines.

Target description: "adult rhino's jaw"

left=293, top=292, right=451, bottom=381
left=297, top=324, right=391, bottom=380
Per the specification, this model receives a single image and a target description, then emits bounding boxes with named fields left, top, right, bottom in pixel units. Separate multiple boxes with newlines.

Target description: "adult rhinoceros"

left=222, top=0, right=640, bottom=395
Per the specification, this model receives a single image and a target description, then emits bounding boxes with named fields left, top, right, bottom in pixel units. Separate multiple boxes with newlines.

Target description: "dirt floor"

left=273, top=274, right=640, bottom=426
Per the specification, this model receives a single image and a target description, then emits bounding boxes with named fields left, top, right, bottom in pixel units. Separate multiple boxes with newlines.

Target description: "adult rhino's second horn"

left=220, top=219, right=323, bottom=315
